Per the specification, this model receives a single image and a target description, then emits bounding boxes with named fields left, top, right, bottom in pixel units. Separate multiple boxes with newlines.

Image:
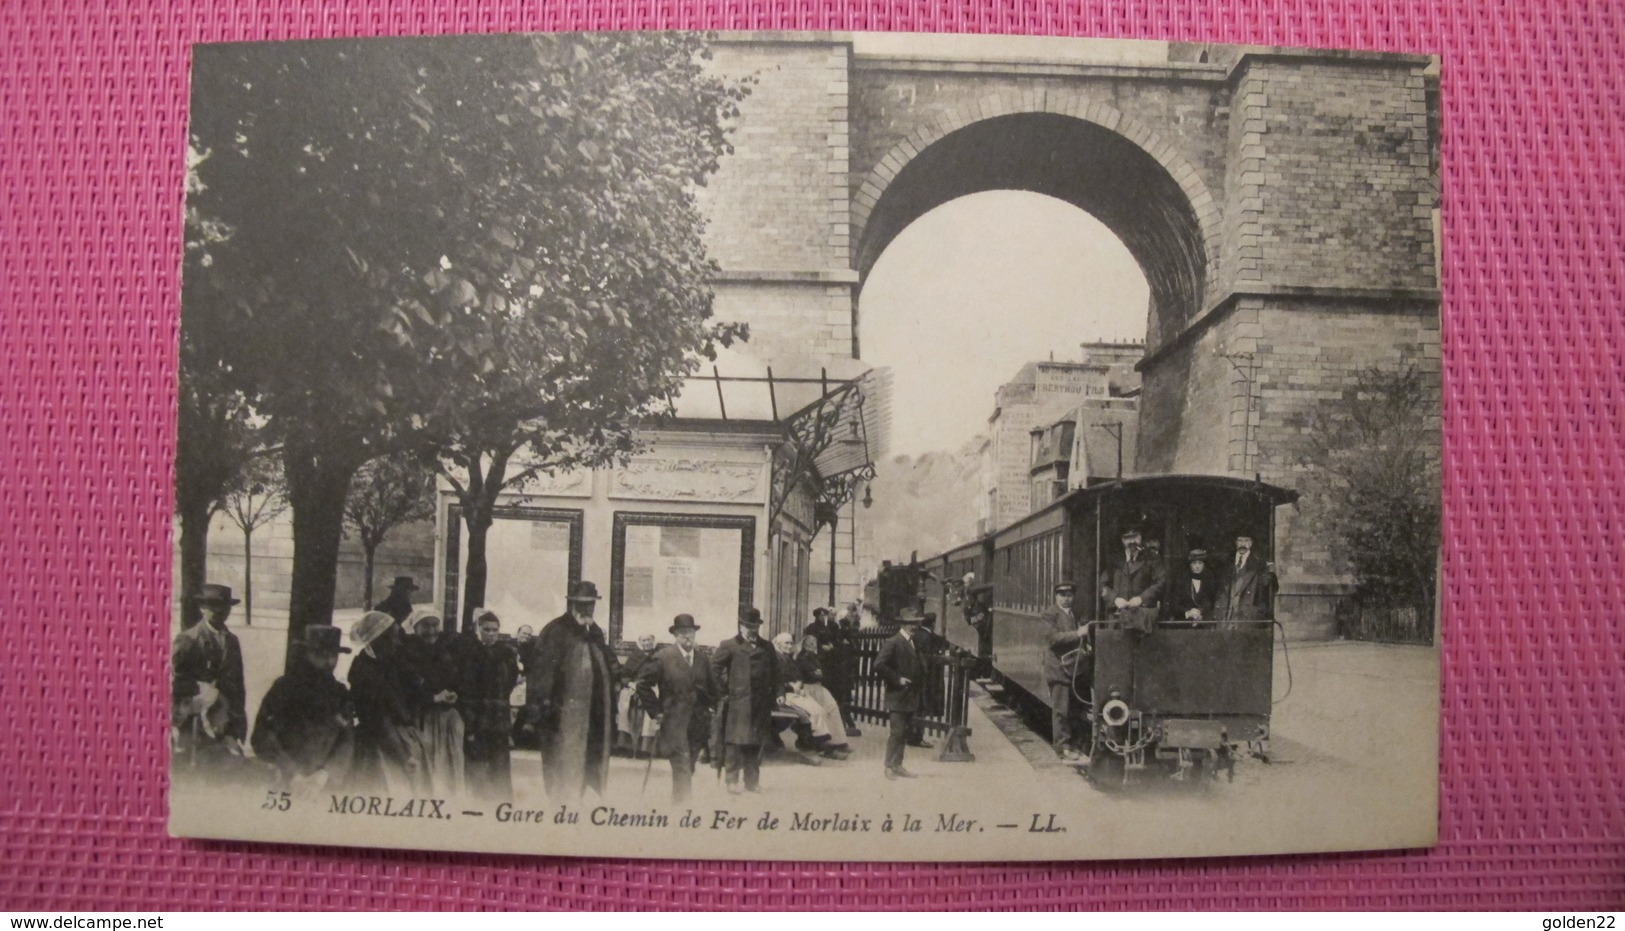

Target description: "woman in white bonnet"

left=400, top=609, right=465, bottom=797
left=345, top=610, right=426, bottom=795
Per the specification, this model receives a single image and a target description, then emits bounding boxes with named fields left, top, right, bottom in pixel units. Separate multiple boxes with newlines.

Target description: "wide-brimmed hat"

left=1120, top=528, right=1143, bottom=541
left=812, top=606, right=831, bottom=619
left=567, top=580, right=601, bottom=602
left=349, top=611, right=396, bottom=649
left=670, top=614, right=700, bottom=634
left=739, top=607, right=764, bottom=627
left=301, top=625, right=351, bottom=655
left=389, top=576, right=419, bottom=592
left=897, top=607, right=926, bottom=625
left=194, top=584, right=240, bottom=606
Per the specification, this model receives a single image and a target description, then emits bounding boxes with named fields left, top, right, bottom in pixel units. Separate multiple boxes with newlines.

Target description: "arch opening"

left=856, top=113, right=1208, bottom=348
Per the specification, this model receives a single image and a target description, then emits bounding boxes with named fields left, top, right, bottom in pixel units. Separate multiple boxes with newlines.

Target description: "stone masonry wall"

left=710, top=279, right=854, bottom=361
left=702, top=39, right=853, bottom=277
left=1221, top=56, right=1438, bottom=296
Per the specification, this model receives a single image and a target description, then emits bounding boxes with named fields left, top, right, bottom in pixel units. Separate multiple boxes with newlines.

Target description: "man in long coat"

left=172, top=584, right=248, bottom=772
left=874, top=607, right=927, bottom=779
left=1214, top=534, right=1279, bottom=622
left=636, top=614, right=714, bottom=803
left=709, top=607, right=777, bottom=794
left=528, top=581, right=618, bottom=800
left=1040, top=581, right=1090, bottom=761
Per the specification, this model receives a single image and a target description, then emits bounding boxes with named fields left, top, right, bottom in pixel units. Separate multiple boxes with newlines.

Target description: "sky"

left=859, top=190, right=1149, bottom=458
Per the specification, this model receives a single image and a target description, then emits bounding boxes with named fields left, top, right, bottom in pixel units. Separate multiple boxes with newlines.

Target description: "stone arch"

left=853, top=95, right=1220, bottom=347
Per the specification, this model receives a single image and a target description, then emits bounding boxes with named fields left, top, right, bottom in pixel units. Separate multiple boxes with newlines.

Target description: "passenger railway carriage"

left=896, top=474, right=1300, bottom=784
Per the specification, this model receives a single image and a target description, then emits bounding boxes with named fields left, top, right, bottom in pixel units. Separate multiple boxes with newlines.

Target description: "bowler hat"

left=567, top=580, right=601, bottom=602
left=897, top=607, right=926, bottom=625
left=194, top=583, right=241, bottom=606
left=739, top=607, right=764, bottom=627
left=1054, top=580, right=1076, bottom=594
left=670, top=613, right=700, bottom=633
left=301, top=625, right=351, bottom=655
left=390, top=576, right=419, bottom=592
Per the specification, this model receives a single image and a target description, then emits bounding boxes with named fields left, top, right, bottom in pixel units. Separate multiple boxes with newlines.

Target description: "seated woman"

left=770, top=633, right=850, bottom=759
left=793, top=633, right=850, bottom=742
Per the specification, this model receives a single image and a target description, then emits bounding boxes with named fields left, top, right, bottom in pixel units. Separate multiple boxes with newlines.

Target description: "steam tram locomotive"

left=889, top=474, right=1299, bottom=786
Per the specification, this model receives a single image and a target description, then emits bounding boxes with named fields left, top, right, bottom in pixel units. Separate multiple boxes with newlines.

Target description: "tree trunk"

left=459, top=502, right=494, bottom=636
left=362, top=540, right=378, bottom=609
left=243, top=525, right=254, bottom=627
left=176, top=496, right=212, bottom=630
left=283, top=441, right=363, bottom=673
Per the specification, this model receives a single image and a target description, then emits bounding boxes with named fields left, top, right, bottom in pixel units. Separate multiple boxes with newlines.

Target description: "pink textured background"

left=2, top=0, right=1621, bottom=911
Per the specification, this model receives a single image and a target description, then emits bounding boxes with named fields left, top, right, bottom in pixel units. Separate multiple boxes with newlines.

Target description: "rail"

left=843, top=630, right=976, bottom=762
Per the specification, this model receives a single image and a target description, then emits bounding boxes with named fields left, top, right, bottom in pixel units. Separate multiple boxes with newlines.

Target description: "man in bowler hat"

left=636, top=614, right=715, bottom=803
left=710, top=607, right=778, bottom=794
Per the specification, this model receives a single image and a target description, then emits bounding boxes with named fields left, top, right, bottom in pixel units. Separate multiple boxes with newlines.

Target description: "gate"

left=845, top=630, right=976, bottom=761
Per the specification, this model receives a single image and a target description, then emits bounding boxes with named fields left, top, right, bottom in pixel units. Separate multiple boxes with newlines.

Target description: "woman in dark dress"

left=346, top=611, right=425, bottom=796
left=401, top=611, right=465, bottom=797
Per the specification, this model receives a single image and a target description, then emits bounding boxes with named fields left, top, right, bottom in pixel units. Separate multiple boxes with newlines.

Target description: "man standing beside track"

left=1040, top=581, right=1090, bottom=762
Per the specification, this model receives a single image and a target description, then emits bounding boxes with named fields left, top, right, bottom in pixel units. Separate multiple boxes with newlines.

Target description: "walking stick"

left=638, top=709, right=657, bottom=794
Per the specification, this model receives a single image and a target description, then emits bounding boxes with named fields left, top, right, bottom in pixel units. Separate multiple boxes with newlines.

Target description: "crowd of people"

left=171, top=575, right=901, bottom=805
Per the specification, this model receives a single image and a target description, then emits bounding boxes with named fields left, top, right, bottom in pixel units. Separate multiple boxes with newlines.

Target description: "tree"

left=1299, top=365, right=1441, bottom=634
left=344, top=452, right=437, bottom=608
left=183, top=33, right=751, bottom=662
left=219, top=453, right=289, bottom=626
left=174, top=151, right=260, bottom=629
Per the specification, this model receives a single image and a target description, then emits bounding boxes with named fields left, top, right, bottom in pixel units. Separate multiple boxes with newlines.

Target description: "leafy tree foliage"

left=344, top=452, right=437, bottom=608
left=1300, top=365, right=1440, bottom=632
left=183, top=33, right=749, bottom=660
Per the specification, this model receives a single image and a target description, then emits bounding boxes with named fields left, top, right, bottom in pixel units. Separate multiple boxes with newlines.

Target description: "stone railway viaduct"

left=698, top=33, right=1440, bottom=637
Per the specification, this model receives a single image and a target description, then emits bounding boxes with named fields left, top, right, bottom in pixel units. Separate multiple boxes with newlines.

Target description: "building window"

left=610, top=512, right=756, bottom=646
left=442, top=505, right=583, bottom=629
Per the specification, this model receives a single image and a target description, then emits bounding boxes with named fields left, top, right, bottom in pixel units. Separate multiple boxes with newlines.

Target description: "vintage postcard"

left=170, top=30, right=1441, bottom=861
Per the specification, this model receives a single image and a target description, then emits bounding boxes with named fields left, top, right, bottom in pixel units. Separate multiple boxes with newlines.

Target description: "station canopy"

left=668, top=346, right=892, bottom=513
